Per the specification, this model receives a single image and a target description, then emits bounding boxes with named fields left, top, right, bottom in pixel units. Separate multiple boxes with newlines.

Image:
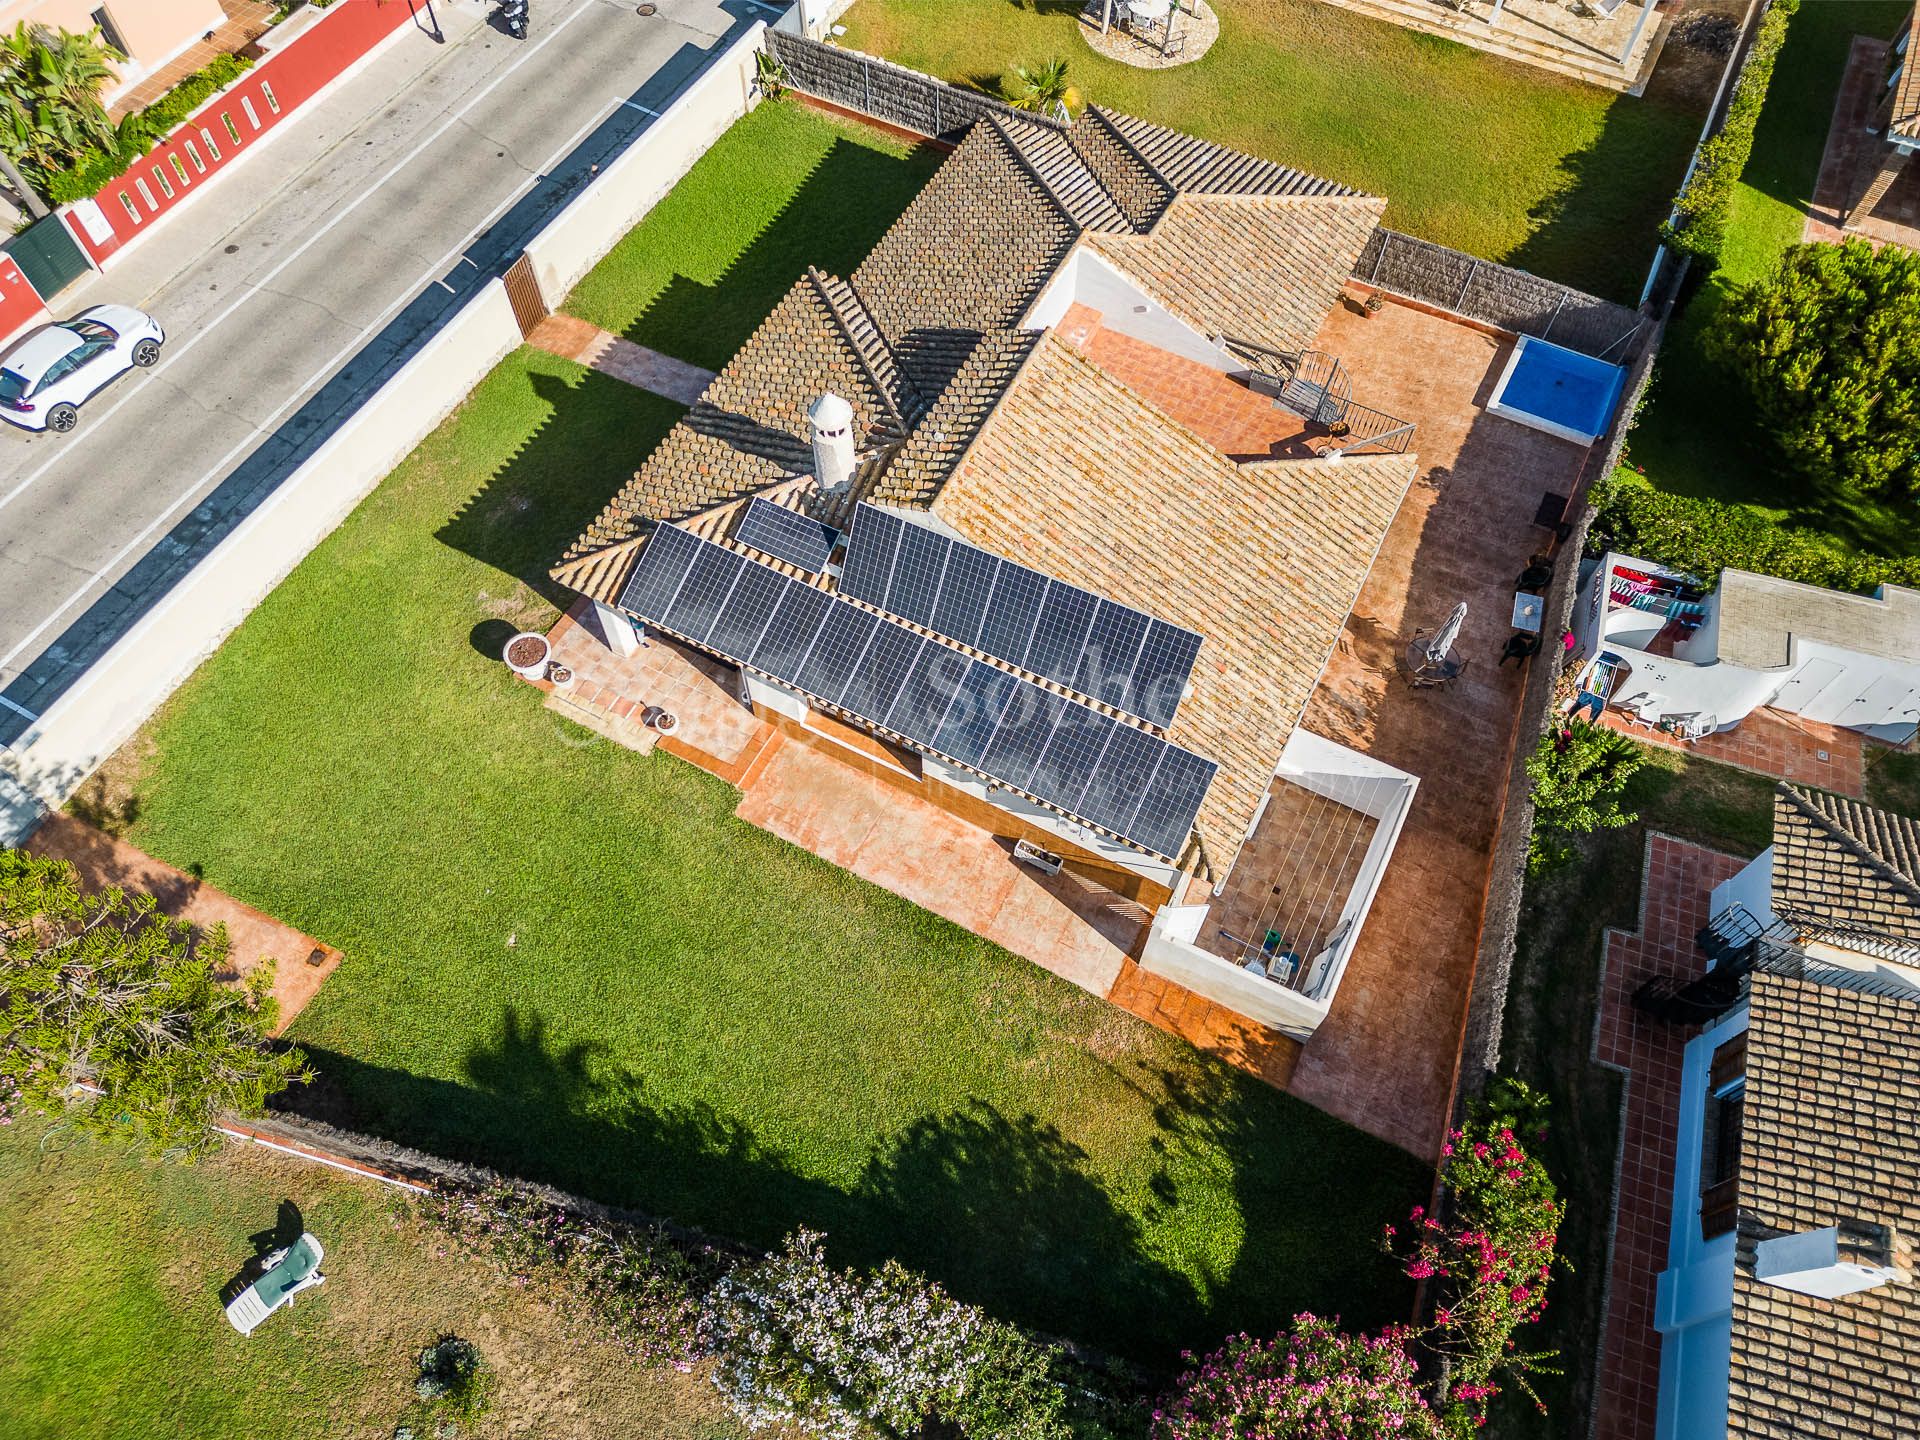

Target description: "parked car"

left=0, top=304, right=165, bottom=433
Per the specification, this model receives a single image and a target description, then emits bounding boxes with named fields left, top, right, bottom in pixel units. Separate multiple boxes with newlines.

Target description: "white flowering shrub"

left=706, top=1230, right=1068, bottom=1439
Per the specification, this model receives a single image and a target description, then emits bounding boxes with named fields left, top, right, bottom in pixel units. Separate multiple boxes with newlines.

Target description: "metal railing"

left=1219, top=336, right=1416, bottom=456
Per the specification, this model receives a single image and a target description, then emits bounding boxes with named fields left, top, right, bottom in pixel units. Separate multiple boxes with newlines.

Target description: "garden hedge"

left=1589, top=473, right=1920, bottom=593
left=1662, top=0, right=1800, bottom=265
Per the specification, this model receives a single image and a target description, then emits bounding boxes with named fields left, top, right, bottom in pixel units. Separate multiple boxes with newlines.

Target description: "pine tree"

left=0, top=848, right=309, bottom=1155
left=1710, top=239, right=1920, bottom=506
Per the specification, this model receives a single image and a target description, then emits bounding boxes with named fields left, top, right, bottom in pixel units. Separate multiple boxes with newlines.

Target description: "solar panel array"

left=734, top=496, right=840, bottom=573
left=620, top=524, right=1217, bottom=859
left=837, top=504, right=1202, bottom=729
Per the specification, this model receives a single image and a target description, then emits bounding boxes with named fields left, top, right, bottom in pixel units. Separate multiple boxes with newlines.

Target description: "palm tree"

left=1006, top=57, right=1078, bottom=119
left=0, top=22, right=121, bottom=194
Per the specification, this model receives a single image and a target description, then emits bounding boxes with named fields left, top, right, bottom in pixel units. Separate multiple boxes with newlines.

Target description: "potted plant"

left=547, top=662, right=575, bottom=691
left=644, top=706, right=678, bottom=735
left=503, top=631, right=550, bottom=679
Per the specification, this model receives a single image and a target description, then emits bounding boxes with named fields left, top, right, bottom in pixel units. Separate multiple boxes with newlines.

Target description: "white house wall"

left=1708, top=848, right=1775, bottom=931
left=1140, top=913, right=1330, bottom=1042
left=1653, top=1005, right=1747, bottom=1440
left=1023, top=246, right=1239, bottom=373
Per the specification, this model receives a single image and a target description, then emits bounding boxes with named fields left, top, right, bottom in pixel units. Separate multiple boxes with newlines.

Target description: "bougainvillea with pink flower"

left=1385, top=1086, right=1566, bottom=1434
left=1151, top=1313, right=1445, bottom=1440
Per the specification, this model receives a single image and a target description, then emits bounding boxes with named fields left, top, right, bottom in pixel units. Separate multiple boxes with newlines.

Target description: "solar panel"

left=616, top=524, right=1216, bottom=859
left=796, top=603, right=878, bottom=707
left=735, top=497, right=838, bottom=573
left=839, top=504, right=1201, bottom=729
left=706, top=562, right=788, bottom=659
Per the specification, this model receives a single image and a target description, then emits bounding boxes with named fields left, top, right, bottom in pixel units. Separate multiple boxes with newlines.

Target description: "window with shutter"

left=1699, top=1031, right=1747, bottom=1240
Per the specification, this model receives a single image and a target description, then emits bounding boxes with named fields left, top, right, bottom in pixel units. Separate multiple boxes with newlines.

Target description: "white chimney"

left=809, top=392, right=856, bottom=493
left=1754, top=1227, right=1903, bottom=1300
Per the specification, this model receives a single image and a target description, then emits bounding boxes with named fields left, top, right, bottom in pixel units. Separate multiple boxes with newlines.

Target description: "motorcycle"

left=501, top=0, right=528, bottom=38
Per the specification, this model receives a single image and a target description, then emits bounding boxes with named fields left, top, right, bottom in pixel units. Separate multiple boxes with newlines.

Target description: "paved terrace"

left=1597, top=704, right=1867, bottom=798
left=1281, top=289, right=1591, bottom=1157
left=1807, top=34, right=1920, bottom=250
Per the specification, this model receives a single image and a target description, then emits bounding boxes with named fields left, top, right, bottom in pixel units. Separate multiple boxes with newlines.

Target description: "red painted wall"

left=65, top=0, right=418, bottom=264
left=0, top=255, right=48, bottom=345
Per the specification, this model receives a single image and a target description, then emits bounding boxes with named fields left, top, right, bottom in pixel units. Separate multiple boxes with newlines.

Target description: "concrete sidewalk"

left=0, top=0, right=759, bottom=740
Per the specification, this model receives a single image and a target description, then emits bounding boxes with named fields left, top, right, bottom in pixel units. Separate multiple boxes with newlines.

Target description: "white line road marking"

left=0, top=93, right=625, bottom=678
left=617, top=98, right=660, bottom=114
left=0, top=0, right=598, bottom=523
left=0, top=694, right=37, bottom=722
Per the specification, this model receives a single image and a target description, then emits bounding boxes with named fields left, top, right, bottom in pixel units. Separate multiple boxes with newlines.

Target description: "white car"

left=0, top=304, right=164, bottom=433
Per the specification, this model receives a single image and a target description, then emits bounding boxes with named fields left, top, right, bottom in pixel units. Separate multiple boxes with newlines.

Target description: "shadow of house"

left=435, top=367, right=686, bottom=610
left=610, top=133, right=945, bottom=371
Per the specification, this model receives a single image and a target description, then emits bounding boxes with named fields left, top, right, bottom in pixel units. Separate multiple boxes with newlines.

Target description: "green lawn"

left=1622, top=0, right=1919, bottom=561
left=0, top=1116, right=742, bottom=1440
left=836, top=0, right=1707, bottom=301
left=102, top=337, right=1423, bottom=1363
left=563, top=100, right=943, bottom=367
left=1495, top=751, right=1778, bottom=1436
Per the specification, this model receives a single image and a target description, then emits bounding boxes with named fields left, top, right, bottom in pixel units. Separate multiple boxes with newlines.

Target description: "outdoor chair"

left=225, top=1233, right=326, bottom=1336
left=1669, top=712, right=1719, bottom=743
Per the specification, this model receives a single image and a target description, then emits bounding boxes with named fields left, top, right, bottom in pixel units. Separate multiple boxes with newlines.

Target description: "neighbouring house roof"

left=1715, top=568, right=1920, bottom=670
left=1770, top=784, right=1920, bottom=944
left=1729, top=971, right=1920, bottom=1440
left=554, top=104, right=1397, bottom=866
left=929, top=333, right=1415, bottom=854
left=1892, top=9, right=1920, bottom=143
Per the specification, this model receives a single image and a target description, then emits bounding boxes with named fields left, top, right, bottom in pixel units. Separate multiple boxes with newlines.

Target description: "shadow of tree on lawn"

left=281, top=999, right=1426, bottom=1366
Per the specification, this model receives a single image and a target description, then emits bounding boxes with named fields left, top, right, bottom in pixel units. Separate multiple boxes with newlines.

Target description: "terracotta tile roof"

left=552, top=269, right=908, bottom=588
left=852, top=118, right=1081, bottom=395
left=928, top=333, right=1415, bottom=866
left=1771, top=785, right=1920, bottom=944
left=869, top=329, right=1043, bottom=509
left=1068, top=108, right=1174, bottom=230
left=1730, top=971, right=1920, bottom=1440
left=1090, top=192, right=1387, bottom=359
left=1093, top=107, right=1364, bottom=197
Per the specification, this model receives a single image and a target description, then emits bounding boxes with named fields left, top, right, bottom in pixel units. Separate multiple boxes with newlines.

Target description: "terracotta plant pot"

left=503, top=631, right=550, bottom=679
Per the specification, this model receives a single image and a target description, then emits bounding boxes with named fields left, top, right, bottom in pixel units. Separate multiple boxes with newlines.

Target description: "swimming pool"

left=1486, top=335, right=1628, bottom=445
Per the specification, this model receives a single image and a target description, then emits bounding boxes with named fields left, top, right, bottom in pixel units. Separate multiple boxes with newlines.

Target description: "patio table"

left=1126, top=0, right=1172, bottom=25
left=1511, top=591, right=1544, bottom=634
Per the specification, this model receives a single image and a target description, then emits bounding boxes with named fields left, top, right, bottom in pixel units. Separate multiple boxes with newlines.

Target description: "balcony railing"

left=1218, top=336, right=1415, bottom=456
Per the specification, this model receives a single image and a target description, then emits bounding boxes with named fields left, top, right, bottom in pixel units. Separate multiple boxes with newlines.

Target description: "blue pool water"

left=1489, top=337, right=1628, bottom=443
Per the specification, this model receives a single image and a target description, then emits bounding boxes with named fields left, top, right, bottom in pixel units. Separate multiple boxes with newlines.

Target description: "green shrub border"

left=47, top=53, right=253, bottom=204
left=1661, top=0, right=1800, bottom=264
left=1588, top=472, right=1920, bottom=594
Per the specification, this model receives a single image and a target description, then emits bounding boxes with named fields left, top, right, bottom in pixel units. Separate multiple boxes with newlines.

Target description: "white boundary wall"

left=0, top=281, right=521, bottom=833
left=0, top=21, right=769, bottom=842
left=522, top=23, right=764, bottom=308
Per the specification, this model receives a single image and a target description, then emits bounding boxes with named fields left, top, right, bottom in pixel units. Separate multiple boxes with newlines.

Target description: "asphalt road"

left=0, top=0, right=765, bottom=743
